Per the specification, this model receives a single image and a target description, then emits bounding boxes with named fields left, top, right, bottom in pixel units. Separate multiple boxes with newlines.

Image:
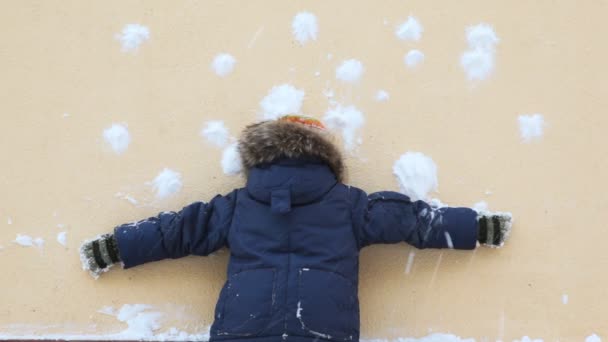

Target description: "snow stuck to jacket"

left=292, top=12, right=318, bottom=45
left=336, top=59, right=364, bottom=83
left=152, top=168, right=182, bottom=199
left=211, top=53, right=236, bottom=77
left=116, top=24, right=150, bottom=52
left=323, top=104, right=365, bottom=151
left=405, top=49, right=425, bottom=68
left=259, top=84, right=305, bottom=120
left=393, top=152, right=438, bottom=201
left=395, top=16, right=423, bottom=42
left=103, top=124, right=130, bottom=155
left=518, top=114, right=545, bottom=142
left=201, top=120, right=230, bottom=147
left=461, top=23, right=499, bottom=81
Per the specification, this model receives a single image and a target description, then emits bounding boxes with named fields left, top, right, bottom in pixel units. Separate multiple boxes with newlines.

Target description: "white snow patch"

left=201, top=120, right=230, bottom=147
left=152, top=168, right=182, bottom=199
left=57, top=232, right=67, bottom=247
left=375, top=90, right=390, bottom=102
left=393, top=152, right=438, bottom=201
left=323, top=104, right=365, bottom=151
left=429, top=198, right=447, bottom=208
left=586, top=334, right=602, bottom=342
left=562, top=293, right=569, bottom=304
left=211, top=53, right=236, bottom=77
left=518, top=114, right=545, bottom=142
left=116, top=24, right=150, bottom=52
left=259, top=84, right=305, bottom=120
left=405, top=50, right=425, bottom=68
left=513, top=337, right=543, bottom=342
left=221, top=143, right=243, bottom=176
left=34, top=238, right=44, bottom=248
left=292, top=12, right=318, bottom=45
left=405, top=250, right=415, bottom=274
left=103, top=124, right=131, bottom=155
left=362, top=333, right=474, bottom=342
left=461, top=24, right=499, bottom=81
left=98, top=306, right=115, bottom=316
left=14, top=234, right=35, bottom=247
left=395, top=16, right=423, bottom=42
left=336, top=59, right=364, bottom=83
left=473, top=201, right=489, bottom=212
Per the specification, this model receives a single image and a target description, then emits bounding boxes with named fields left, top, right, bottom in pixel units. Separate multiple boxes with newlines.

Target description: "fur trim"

left=238, top=120, right=345, bottom=182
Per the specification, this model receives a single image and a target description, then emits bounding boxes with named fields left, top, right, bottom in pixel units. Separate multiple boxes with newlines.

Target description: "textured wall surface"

left=1, top=1, right=607, bottom=341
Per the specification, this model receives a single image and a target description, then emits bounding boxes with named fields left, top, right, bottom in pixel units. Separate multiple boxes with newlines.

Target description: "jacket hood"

left=238, top=120, right=345, bottom=182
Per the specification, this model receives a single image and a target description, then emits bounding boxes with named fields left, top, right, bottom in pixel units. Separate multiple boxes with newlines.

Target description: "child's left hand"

left=477, top=212, right=513, bottom=247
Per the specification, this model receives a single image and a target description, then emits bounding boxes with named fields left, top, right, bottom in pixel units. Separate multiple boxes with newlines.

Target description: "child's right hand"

left=79, top=233, right=121, bottom=279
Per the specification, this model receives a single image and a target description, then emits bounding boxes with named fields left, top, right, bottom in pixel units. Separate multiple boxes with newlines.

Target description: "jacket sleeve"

left=351, top=190, right=478, bottom=250
left=113, top=190, right=237, bottom=269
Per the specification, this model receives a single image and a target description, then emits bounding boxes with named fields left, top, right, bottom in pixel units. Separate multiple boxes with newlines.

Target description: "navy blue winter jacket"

left=114, top=159, right=478, bottom=342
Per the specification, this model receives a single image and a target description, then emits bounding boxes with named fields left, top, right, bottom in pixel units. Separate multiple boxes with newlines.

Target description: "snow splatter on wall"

left=586, top=334, right=602, bottom=342
left=513, top=337, right=544, bottom=342
left=392, top=152, right=438, bottom=201
left=404, top=49, right=425, bottom=68
left=116, top=24, right=150, bottom=52
left=395, top=16, right=423, bottom=42
left=221, top=143, right=243, bottom=176
left=103, top=124, right=130, bottom=155
left=14, top=234, right=43, bottom=248
left=211, top=53, right=236, bottom=77
left=518, top=114, right=545, bottom=142
left=56, top=232, right=67, bottom=247
left=336, top=59, right=364, bottom=83
left=292, top=12, right=318, bottom=45
left=152, top=168, right=182, bottom=199
left=461, top=24, right=499, bottom=81
left=201, top=120, right=230, bottom=147
left=323, top=104, right=365, bottom=151
left=375, top=90, right=390, bottom=102
left=259, top=84, right=305, bottom=120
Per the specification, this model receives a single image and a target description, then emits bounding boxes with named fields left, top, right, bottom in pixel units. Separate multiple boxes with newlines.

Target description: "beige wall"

left=1, top=1, right=607, bottom=341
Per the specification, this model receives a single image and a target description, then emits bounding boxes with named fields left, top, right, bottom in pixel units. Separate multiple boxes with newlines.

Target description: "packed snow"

left=116, top=24, right=150, bottom=52
left=211, top=53, right=236, bottom=77
left=375, top=90, right=390, bottom=102
left=292, top=12, right=318, bottom=45
left=586, top=334, right=602, bottom=342
left=103, top=124, right=130, bottom=154
left=201, top=120, right=230, bottom=147
left=323, top=104, right=365, bottom=151
left=518, top=114, right=545, bottom=142
left=473, top=201, right=489, bottom=212
left=336, top=59, right=364, bottom=83
left=56, top=232, right=67, bottom=247
left=405, top=49, right=425, bottom=68
left=513, top=337, right=544, bottom=342
left=395, top=16, right=423, bottom=42
left=393, top=152, right=438, bottom=201
left=152, top=168, right=182, bottom=199
left=362, top=333, right=474, bottom=342
left=259, top=84, right=305, bottom=120
left=14, top=234, right=43, bottom=247
left=221, top=143, right=243, bottom=176
left=461, top=23, right=499, bottom=81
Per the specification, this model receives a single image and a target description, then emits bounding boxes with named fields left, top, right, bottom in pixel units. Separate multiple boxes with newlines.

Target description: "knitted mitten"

left=80, top=233, right=121, bottom=278
left=477, top=212, right=513, bottom=247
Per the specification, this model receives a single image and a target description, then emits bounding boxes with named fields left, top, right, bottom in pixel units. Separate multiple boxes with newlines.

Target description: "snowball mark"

left=292, top=12, right=318, bottom=45
left=336, top=59, right=364, bottom=83
left=393, top=152, right=438, bottom=201
left=221, top=143, right=243, bottom=176
left=461, top=23, right=499, bottom=81
left=395, top=16, right=423, bottom=41
left=323, top=105, right=365, bottom=151
left=152, top=169, right=182, bottom=199
left=586, top=334, right=602, bottom=342
left=405, top=49, right=425, bottom=68
left=201, top=121, right=230, bottom=147
left=57, top=232, right=67, bottom=247
left=518, top=114, right=545, bottom=142
left=117, top=24, right=150, bottom=52
left=375, top=90, right=390, bottom=102
left=259, top=84, right=305, bottom=120
left=211, top=53, right=236, bottom=77
left=103, top=124, right=131, bottom=154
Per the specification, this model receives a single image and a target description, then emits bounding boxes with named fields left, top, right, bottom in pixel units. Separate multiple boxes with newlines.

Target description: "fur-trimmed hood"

left=238, top=120, right=345, bottom=182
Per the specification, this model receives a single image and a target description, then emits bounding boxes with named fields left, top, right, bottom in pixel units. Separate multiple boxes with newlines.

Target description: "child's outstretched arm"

left=80, top=190, right=237, bottom=278
left=350, top=190, right=512, bottom=250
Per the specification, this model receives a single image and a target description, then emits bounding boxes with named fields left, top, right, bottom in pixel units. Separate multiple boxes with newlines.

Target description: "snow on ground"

left=56, top=232, right=67, bottom=247
left=461, top=23, right=499, bottom=81
left=375, top=90, right=390, bottom=102
left=518, top=114, right=545, bottom=142
left=211, top=53, right=236, bottom=77
left=395, top=16, right=423, bottom=42
left=323, top=104, right=365, bottom=151
left=103, top=124, right=130, bottom=154
left=259, top=84, right=305, bottom=120
left=201, top=120, right=230, bottom=147
left=336, top=59, right=364, bottom=83
left=405, top=49, right=425, bottom=68
left=393, top=152, right=438, bottom=201
left=221, top=143, right=243, bottom=176
left=152, top=169, right=182, bottom=199
left=116, top=24, right=150, bottom=52
left=292, top=12, right=318, bottom=45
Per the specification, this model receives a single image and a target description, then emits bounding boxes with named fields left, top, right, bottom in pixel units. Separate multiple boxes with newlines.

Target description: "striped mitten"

left=80, top=233, right=121, bottom=278
left=477, top=212, right=513, bottom=247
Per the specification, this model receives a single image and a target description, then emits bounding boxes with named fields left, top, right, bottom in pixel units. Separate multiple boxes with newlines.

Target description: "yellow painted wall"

left=1, top=1, right=607, bottom=340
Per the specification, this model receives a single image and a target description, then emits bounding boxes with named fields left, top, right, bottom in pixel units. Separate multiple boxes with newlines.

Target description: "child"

left=81, top=115, right=512, bottom=342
